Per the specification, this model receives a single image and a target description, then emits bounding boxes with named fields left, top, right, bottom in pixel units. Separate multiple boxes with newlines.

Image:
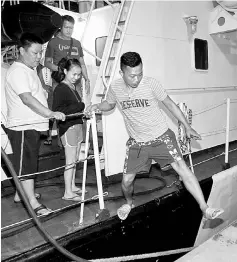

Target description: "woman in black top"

left=53, top=59, right=85, bottom=201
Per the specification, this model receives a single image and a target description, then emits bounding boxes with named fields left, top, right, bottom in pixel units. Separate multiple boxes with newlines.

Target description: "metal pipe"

left=79, top=120, right=91, bottom=225
left=224, top=98, right=230, bottom=165
left=167, top=86, right=237, bottom=94
left=80, top=0, right=95, bottom=44
left=91, top=112, right=105, bottom=209
left=102, top=0, right=126, bottom=89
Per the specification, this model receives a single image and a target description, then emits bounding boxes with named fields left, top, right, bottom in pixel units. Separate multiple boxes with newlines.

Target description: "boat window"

left=194, top=38, right=208, bottom=70
left=95, top=36, right=107, bottom=66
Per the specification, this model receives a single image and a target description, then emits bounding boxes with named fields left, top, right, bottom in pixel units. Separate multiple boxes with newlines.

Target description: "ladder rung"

left=108, top=56, right=115, bottom=60
left=113, top=38, right=120, bottom=43
left=118, top=20, right=126, bottom=25
left=104, top=75, right=110, bottom=78
left=96, top=94, right=105, bottom=97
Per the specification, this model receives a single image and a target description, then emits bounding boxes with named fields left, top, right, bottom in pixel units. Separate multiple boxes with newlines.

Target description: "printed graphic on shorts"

left=168, top=148, right=181, bottom=161
left=127, top=136, right=162, bottom=147
left=123, top=142, right=132, bottom=174
left=161, top=132, right=182, bottom=161
left=161, top=134, right=171, bottom=144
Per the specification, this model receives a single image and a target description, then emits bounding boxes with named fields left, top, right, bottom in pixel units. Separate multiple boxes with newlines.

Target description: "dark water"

left=63, top=190, right=206, bottom=262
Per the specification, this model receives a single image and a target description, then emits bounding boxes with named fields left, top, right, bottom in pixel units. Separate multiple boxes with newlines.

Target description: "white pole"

left=79, top=120, right=91, bottom=225
left=225, top=98, right=230, bottom=165
left=91, top=112, right=105, bottom=209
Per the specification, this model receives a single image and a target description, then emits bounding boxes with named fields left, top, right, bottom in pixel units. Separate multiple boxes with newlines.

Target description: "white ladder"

left=91, top=0, right=134, bottom=104
left=90, top=0, right=134, bottom=176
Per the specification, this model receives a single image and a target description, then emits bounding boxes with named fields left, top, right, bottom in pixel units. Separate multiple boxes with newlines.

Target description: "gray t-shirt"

left=106, top=76, right=168, bottom=142
left=45, top=37, right=84, bottom=65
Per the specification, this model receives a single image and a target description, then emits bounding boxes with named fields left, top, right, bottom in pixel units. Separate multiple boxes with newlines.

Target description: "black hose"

left=1, top=148, right=89, bottom=262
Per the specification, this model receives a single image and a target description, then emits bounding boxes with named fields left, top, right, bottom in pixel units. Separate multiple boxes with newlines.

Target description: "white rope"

left=200, top=126, right=237, bottom=137
left=192, top=101, right=225, bottom=116
left=3, top=153, right=105, bottom=181
left=229, top=148, right=237, bottom=153
left=189, top=152, right=225, bottom=168
left=90, top=246, right=195, bottom=262
left=188, top=147, right=237, bottom=168
left=192, top=97, right=237, bottom=116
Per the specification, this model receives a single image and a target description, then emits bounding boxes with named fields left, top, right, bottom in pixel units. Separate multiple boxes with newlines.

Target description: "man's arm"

left=79, top=56, right=90, bottom=94
left=19, top=92, right=65, bottom=120
left=44, top=57, right=58, bottom=72
left=37, top=64, right=52, bottom=93
left=162, top=95, right=201, bottom=139
left=86, top=100, right=116, bottom=116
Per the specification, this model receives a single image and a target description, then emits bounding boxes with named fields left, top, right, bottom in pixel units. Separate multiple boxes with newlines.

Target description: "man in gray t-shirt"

left=86, top=51, right=224, bottom=221
left=45, top=15, right=90, bottom=92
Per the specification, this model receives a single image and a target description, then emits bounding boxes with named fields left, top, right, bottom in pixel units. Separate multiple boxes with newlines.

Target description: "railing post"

left=223, top=98, right=230, bottom=170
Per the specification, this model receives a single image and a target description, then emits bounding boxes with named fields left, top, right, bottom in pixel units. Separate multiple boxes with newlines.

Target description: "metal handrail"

left=101, top=0, right=126, bottom=91
left=80, top=0, right=116, bottom=62
left=80, top=0, right=96, bottom=44
left=102, top=0, right=134, bottom=93
left=103, top=0, right=115, bottom=8
left=81, top=45, right=102, bottom=61
left=167, top=86, right=237, bottom=94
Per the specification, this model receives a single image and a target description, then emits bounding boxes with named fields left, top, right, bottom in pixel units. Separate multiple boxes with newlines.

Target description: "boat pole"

left=91, top=112, right=110, bottom=221
left=224, top=98, right=230, bottom=170
left=79, top=119, right=91, bottom=225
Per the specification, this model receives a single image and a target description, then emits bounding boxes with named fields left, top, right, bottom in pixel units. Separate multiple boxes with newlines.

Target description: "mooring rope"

left=192, top=101, right=226, bottom=116
left=90, top=246, right=195, bottom=262
left=2, top=153, right=104, bottom=180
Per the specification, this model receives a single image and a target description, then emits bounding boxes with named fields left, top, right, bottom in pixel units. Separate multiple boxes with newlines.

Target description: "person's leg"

left=61, top=126, right=81, bottom=200
left=71, top=141, right=82, bottom=192
left=63, top=144, right=78, bottom=198
left=121, top=173, right=136, bottom=206
left=171, top=160, right=223, bottom=219
left=171, top=160, right=208, bottom=211
left=8, top=129, right=51, bottom=215
left=71, top=124, right=84, bottom=192
left=118, top=141, right=151, bottom=220
left=155, top=129, right=223, bottom=219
